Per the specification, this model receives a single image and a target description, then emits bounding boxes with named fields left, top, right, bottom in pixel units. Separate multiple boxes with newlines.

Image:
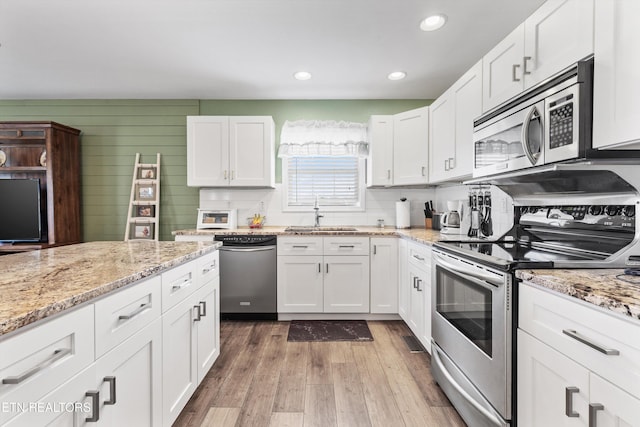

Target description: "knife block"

left=425, top=218, right=432, bottom=229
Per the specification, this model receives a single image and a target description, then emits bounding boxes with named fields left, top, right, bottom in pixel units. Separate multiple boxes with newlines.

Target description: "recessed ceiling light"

left=294, top=71, right=312, bottom=81
left=420, top=14, right=447, bottom=32
left=387, top=71, right=407, bottom=81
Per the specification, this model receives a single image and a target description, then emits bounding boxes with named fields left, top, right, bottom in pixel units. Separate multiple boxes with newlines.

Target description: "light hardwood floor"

left=173, top=320, right=466, bottom=427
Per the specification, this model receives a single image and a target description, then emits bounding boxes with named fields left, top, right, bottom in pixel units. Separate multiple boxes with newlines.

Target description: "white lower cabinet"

left=370, top=237, right=398, bottom=313
left=95, top=319, right=162, bottom=426
left=277, top=237, right=370, bottom=313
left=397, top=239, right=409, bottom=320
left=518, top=283, right=640, bottom=427
left=162, top=278, right=218, bottom=427
left=403, top=241, right=432, bottom=352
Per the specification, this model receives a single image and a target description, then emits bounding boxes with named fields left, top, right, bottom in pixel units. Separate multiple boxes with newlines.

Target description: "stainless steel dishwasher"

left=214, top=234, right=277, bottom=320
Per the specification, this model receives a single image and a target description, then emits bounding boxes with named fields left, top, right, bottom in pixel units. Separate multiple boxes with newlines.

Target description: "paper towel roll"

left=396, top=201, right=410, bottom=229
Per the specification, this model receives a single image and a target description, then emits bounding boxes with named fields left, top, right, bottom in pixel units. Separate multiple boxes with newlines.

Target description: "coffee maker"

left=441, top=200, right=464, bottom=234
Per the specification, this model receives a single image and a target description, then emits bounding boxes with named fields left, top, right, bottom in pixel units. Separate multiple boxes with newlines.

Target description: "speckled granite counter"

left=517, top=269, right=640, bottom=322
left=0, top=241, right=220, bottom=337
left=173, top=226, right=443, bottom=246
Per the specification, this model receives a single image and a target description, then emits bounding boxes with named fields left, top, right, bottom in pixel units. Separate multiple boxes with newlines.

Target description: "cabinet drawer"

left=196, top=251, right=219, bottom=285
left=0, top=305, right=94, bottom=424
left=408, top=241, right=432, bottom=269
left=94, top=275, right=162, bottom=358
left=323, top=237, right=369, bottom=255
left=277, top=236, right=323, bottom=256
left=162, top=260, right=199, bottom=313
left=519, top=283, right=640, bottom=399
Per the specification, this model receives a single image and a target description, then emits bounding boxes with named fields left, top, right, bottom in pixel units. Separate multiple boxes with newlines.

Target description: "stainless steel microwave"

left=472, top=57, right=595, bottom=178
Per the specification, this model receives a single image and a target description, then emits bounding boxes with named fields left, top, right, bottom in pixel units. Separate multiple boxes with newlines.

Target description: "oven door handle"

left=434, top=253, right=503, bottom=288
left=431, top=345, right=505, bottom=427
left=218, top=246, right=276, bottom=252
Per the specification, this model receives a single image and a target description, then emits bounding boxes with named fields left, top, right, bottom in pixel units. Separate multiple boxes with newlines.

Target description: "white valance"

left=278, top=120, right=369, bottom=157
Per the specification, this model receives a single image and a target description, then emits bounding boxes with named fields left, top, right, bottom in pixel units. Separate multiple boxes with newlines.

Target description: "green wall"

left=0, top=99, right=430, bottom=241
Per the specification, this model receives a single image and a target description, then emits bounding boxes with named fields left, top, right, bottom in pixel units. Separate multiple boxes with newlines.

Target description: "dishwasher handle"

left=218, top=245, right=276, bottom=252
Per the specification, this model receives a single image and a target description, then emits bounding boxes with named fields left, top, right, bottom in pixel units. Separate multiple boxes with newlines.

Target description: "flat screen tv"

left=0, top=179, right=44, bottom=243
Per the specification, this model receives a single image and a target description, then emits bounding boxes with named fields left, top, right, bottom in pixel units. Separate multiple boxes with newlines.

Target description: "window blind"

left=286, top=156, right=360, bottom=207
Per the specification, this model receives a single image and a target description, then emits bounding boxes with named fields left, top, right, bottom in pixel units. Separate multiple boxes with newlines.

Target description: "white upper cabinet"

left=367, top=115, right=394, bottom=187
left=392, top=106, right=429, bottom=186
left=483, top=0, right=594, bottom=112
left=187, top=116, right=275, bottom=187
left=429, top=60, right=482, bottom=183
left=593, top=0, right=640, bottom=149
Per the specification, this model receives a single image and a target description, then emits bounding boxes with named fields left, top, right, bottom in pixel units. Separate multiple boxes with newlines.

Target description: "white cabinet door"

left=407, top=266, right=424, bottom=339
left=194, top=277, right=220, bottom=383
left=392, top=106, right=429, bottom=185
left=3, top=366, right=97, bottom=427
left=367, top=115, right=394, bottom=186
left=162, top=295, right=198, bottom=426
left=523, top=0, right=594, bottom=88
left=324, top=255, right=370, bottom=313
left=590, top=374, right=640, bottom=427
left=277, top=255, right=324, bottom=313
left=483, top=24, right=525, bottom=112
left=593, top=0, right=640, bottom=149
left=370, top=238, right=398, bottom=313
left=397, top=239, right=409, bottom=321
left=518, top=330, right=589, bottom=427
left=428, top=90, right=455, bottom=183
left=451, top=60, right=482, bottom=179
left=187, top=116, right=229, bottom=187
left=228, top=116, right=275, bottom=187
left=96, top=319, right=162, bottom=427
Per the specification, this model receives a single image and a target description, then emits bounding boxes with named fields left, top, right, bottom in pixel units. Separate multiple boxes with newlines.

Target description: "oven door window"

left=435, top=266, right=493, bottom=357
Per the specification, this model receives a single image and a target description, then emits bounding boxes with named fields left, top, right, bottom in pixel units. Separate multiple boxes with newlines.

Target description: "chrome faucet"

left=313, top=196, right=323, bottom=227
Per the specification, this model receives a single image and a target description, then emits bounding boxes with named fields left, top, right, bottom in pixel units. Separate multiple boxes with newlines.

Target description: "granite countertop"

left=172, top=226, right=443, bottom=246
left=517, top=269, right=640, bottom=322
left=0, top=241, right=220, bottom=338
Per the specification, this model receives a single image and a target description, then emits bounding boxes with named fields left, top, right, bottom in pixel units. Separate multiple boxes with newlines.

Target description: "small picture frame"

left=136, top=184, right=156, bottom=201
left=135, top=205, right=155, bottom=218
left=138, top=167, right=156, bottom=180
left=131, top=223, right=154, bottom=240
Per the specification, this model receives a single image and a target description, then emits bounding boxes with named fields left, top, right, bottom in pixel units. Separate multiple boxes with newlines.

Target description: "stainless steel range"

left=431, top=163, right=640, bottom=427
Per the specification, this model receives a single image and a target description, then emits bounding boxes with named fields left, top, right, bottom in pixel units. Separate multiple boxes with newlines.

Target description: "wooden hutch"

left=0, top=122, right=81, bottom=252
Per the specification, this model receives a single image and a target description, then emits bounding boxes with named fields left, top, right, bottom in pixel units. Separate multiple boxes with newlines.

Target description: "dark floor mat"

left=287, top=320, right=374, bottom=342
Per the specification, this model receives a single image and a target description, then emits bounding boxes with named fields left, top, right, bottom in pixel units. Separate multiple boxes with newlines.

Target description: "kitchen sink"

left=284, top=226, right=358, bottom=232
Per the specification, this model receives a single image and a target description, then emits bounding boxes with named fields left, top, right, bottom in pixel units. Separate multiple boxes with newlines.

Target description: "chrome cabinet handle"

left=387, top=169, right=391, bottom=179
left=448, top=157, right=455, bottom=169
left=292, top=245, right=308, bottom=248
left=421, top=166, right=426, bottom=176
left=194, top=305, right=202, bottom=322
left=172, top=277, right=191, bottom=291
left=512, top=64, right=521, bottom=82
left=562, top=329, right=620, bottom=355
left=412, top=276, right=418, bottom=289
left=103, top=376, right=116, bottom=405
left=373, top=245, right=377, bottom=255
left=338, top=245, right=355, bottom=248
left=565, top=387, right=579, bottom=417
left=231, top=170, right=235, bottom=180
left=444, top=159, right=449, bottom=171
left=118, top=302, right=149, bottom=320
left=523, top=56, right=532, bottom=75
left=199, top=301, right=207, bottom=317
left=224, top=170, right=228, bottom=180
left=589, top=403, right=604, bottom=427
left=326, top=263, right=329, bottom=273
left=85, top=390, right=100, bottom=422
left=2, top=348, right=71, bottom=384
left=202, top=261, right=216, bottom=274
left=416, top=278, right=423, bottom=292
left=318, top=263, right=321, bottom=273
left=412, top=254, right=425, bottom=261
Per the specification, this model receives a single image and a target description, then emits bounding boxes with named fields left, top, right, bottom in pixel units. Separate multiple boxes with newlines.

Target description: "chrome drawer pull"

left=589, top=403, right=604, bottom=427
left=202, top=262, right=215, bottom=274
left=562, top=329, right=620, bottom=355
left=85, top=390, right=100, bottom=422
left=118, top=303, right=149, bottom=320
left=413, top=254, right=425, bottom=261
left=292, top=245, right=309, bottom=248
left=103, top=376, right=116, bottom=405
left=2, top=348, right=72, bottom=384
left=172, top=278, right=191, bottom=291
left=338, top=245, right=355, bottom=248
left=565, top=387, right=579, bottom=417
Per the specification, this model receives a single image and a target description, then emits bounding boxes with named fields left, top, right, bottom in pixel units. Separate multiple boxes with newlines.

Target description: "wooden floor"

left=174, top=320, right=466, bottom=427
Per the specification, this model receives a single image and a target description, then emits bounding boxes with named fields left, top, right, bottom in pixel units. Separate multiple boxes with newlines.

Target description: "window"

left=283, top=156, right=365, bottom=211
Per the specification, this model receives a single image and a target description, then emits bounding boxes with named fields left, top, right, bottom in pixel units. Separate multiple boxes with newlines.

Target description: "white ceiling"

left=0, top=0, right=546, bottom=100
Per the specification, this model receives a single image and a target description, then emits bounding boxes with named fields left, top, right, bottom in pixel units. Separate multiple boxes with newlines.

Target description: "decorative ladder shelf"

left=124, top=153, right=160, bottom=241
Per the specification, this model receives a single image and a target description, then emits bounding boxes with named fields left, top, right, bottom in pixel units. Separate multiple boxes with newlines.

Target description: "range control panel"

left=518, top=205, right=636, bottom=230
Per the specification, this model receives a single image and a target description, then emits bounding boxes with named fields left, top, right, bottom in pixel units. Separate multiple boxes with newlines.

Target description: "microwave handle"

left=521, top=104, right=542, bottom=166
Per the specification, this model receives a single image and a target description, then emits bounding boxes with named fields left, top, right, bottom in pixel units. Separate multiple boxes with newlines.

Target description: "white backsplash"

left=200, top=183, right=514, bottom=237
